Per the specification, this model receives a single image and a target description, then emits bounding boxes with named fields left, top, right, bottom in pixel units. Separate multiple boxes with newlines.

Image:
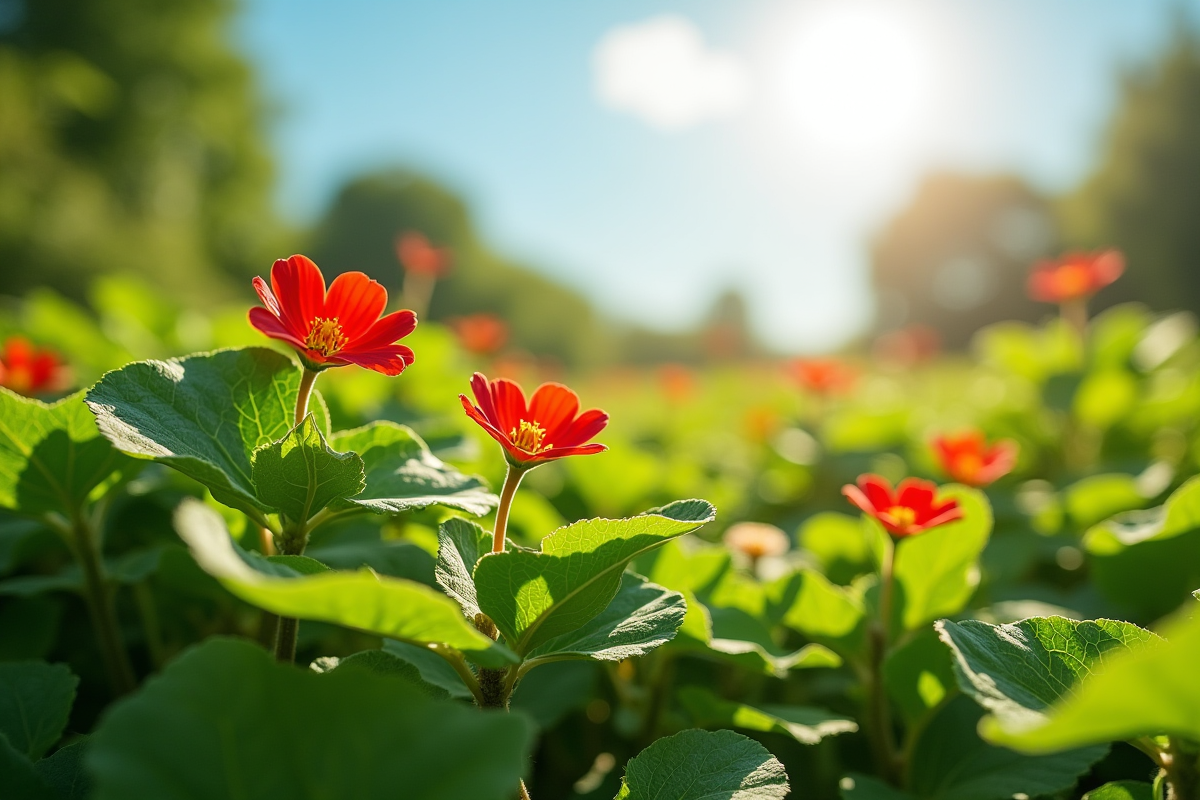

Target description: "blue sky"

left=237, top=0, right=1195, bottom=352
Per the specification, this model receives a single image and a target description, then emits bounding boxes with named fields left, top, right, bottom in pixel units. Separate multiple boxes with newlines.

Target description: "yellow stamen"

left=305, top=317, right=347, bottom=356
left=509, top=419, right=551, bottom=453
left=887, top=505, right=917, bottom=528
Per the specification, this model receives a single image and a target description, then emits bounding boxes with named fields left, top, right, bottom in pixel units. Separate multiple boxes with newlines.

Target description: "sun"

left=775, top=4, right=939, bottom=155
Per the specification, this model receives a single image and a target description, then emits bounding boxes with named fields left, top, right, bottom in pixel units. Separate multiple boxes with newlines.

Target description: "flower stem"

left=1061, top=298, right=1088, bottom=343
left=71, top=515, right=137, bottom=695
left=273, top=520, right=308, bottom=663
left=866, top=536, right=901, bottom=786
left=295, top=367, right=318, bottom=427
left=492, top=465, right=527, bottom=553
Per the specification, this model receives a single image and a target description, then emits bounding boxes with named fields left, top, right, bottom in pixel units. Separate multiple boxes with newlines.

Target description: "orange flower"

left=788, top=358, right=857, bottom=396
left=657, top=364, right=695, bottom=405
left=932, top=431, right=1018, bottom=487
left=842, top=474, right=962, bottom=538
left=460, top=372, right=608, bottom=468
left=451, top=314, right=508, bottom=356
left=0, top=337, right=68, bottom=395
left=249, top=255, right=417, bottom=376
left=1028, top=250, right=1124, bottom=304
left=395, top=231, right=452, bottom=277
left=724, top=522, right=790, bottom=560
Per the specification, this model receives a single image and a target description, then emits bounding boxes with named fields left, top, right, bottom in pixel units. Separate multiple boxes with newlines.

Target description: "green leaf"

left=0, top=389, right=134, bottom=517
left=435, top=516, right=492, bottom=619
left=937, top=616, right=1160, bottom=730
left=839, top=772, right=912, bottom=800
left=883, top=625, right=956, bottom=727
left=87, top=638, right=534, bottom=800
left=34, top=739, right=91, bottom=800
left=0, top=735, right=54, bottom=800
left=799, top=511, right=873, bottom=584
left=0, top=546, right=175, bottom=597
left=1085, top=475, right=1200, bottom=553
left=982, top=611, right=1200, bottom=753
left=474, top=499, right=715, bottom=656
left=614, top=729, right=789, bottom=800
left=908, top=695, right=1106, bottom=800
left=381, top=640, right=474, bottom=700
left=774, top=568, right=867, bottom=655
left=174, top=499, right=516, bottom=667
left=1074, top=370, right=1139, bottom=430
left=678, top=686, right=856, bottom=745
left=1083, top=781, right=1155, bottom=800
left=311, top=650, right=450, bottom=700
left=0, top=661, right=78, bottom=760
left=523, top=572, right=686, bottom=664
left=1066, top=474, right=1147, bottom=530
left=330, top=421, right=497, bottom=517
left=250, top=416, right=364, bottom=524
left=892, top=486, right=992, bottom=632
left=86, top=348, right=322, bottom=517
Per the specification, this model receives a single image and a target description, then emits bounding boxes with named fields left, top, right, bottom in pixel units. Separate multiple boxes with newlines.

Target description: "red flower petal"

left=528, top=382, right=581, bottom=440
left=253, top=276, right=283, bottom=319
left=556, top=408, right=609, bottom=448
left=337, top=345, right=415, bottom=376
left=270, top=255, right=325, bottom=335
left=249, top=307, right=306, bottom=349
left=841, top=484, right=877, bottom=516
left=343, top=310, right=418, bottom=353
left=491, top=378, right=529, bottom=435
left=858, top=475, right=894, bottom=512
left=539, top=443, right=608, bottom=460
left=469, top=373, right=501, bottom=428
left=324, top=271, right=388, bottom=340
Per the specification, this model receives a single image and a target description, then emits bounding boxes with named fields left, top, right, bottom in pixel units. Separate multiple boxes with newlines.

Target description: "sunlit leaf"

left=614, top=729, right=789, bottom=800
left=678, top=686, right=856, bottom=745
left=250, top=415, right=364, bottom=524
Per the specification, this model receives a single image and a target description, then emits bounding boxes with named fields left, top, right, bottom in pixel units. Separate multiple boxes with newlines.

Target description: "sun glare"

left=776, top=4, right=939, bottom=156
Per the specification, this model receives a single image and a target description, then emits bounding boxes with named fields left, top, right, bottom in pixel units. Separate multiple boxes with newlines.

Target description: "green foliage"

left=87, top=638, right=534, bottom=800
left=1084, top=781, right=1155, bottom=800
left=0, top=661, right=78, bottom=761
left=173, top=499, right=515, bottom=667
left=677, top=685, right=857, bottom=745
left=252, top=416, right=366, bottom=525
left=473, top=500, right=715, bottom=657
left=0, top=389, right=134, bottom=517
left=614, top=729, right=789, bottom=800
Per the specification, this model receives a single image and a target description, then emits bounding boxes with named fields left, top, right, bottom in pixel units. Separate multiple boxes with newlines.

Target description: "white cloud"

left=593, top=15, right=749, bottom=131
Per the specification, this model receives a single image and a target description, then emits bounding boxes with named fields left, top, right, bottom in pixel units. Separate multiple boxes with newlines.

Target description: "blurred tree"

left=0, top=0, right=282, bottom=303
left=1058, top=27, right=1200, bottom=314
left=308, top=169, right=613, bottom=366
left=870, top=173, right=1059, bottom=349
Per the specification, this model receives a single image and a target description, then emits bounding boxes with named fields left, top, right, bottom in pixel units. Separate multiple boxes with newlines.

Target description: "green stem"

left=1061, top=298, right=1088, bottom=344
left=491, top=465, right=527, bottom=553
left=133, top=581, right=165, bottom=670
left=295, top=367, right=318, bottom=427
left=1161, top=737, right=1200, bottom=800
left=866, top=536, right=901, bottom=786
left=72, top=515, right=137, bottom=695
left=273, top=520, right=308, bottom=663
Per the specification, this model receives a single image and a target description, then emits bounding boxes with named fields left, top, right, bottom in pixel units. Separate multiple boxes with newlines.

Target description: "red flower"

left=460, top=372, right=608, bottom=468
left=1028, top=250, right=1124, bottom=304
left=0, top=337, right=68, bottom=395
left=932, top=431, right=1018, bottom=487
left=249, top=255, right=417, bottom=376
left=451, top=314, right=508, bottom=356
left=842, top=474, right=963, bottom=538
left=788, top=358, right=857, bottom=396
left=396, top=232, right=452, bottom=277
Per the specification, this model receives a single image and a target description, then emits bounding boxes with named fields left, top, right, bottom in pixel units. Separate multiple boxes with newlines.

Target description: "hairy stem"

left=866, top=536, right=902, bottom=785
left=491, top=465, right=527, bottom=553
left=72, top=515, right=137, bottom=695
left=1162, top=737, right=1200, bottom=800
left=273, top=520, right=308, bottom=663
left=295, top=367, right=318, bottom=427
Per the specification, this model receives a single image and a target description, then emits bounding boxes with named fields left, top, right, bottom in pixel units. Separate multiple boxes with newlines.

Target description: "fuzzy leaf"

left=435, top=517, right=492, bottom=619
left=0, top=389, right=134, bottom=517
left=523, top=572, right=686, bottom=664
left=615, top=729, right=789, bottom=800
left=331, top=422, right=497, bottom=517
left=251, top=416, right=364, bottom=523
left=174, top=499, right=516, bottom=667
left=475, top=499, right=715, bottom=656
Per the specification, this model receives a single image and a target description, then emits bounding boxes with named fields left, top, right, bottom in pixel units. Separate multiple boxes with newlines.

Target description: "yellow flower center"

left=509, top=419, right=551, bottom=453
left=955, top=453, right=983, bottom=481
left=887, top=505, right=917, bottom=528
left=1054, top=263, right=1092, bottom=298
left=305, top=317, right=347, bottom=356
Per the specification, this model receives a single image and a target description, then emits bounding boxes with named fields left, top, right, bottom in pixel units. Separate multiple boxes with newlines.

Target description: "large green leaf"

left=892, top=486, right=992, bottom=632
left=87, top=638, right=534, bottom=800
left=982, top=611, right=1200, bottom=752
left=251, top=416, right=364, bottom=524
left=523, top=572, right=686, bottom=664
left=381, top=640, right=475, bottom=700
left=614, top=728, right=789, bottom=800
left=474, top=499, right=715, bottom=656
left=0, top=661, right=78, bottom=760
left=883, top=625, right=957, bottom=727
left=330, top=422, right=497, bottom=517
left=1085, top=476, right=1200, bottom=554
left=174, top=499, right=515, bottom=667
left=435, top=517, right=491, bottom=619
left=1083, top=782, right=1154, bottom=800
left=0, top=735, right=55, bottom=800
left=774, top=568, right=867, bottom=655
left=678, top=686, right=856, bottom=745
left=0, top=389, right=134, bottom=517
left=908, top=696, right=1106, bottom=800
left=34, top=739, right=91, bottom=800
left=85, top=348, right=320, bottom=516
left=937, top=616, right=1160, bottom=729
